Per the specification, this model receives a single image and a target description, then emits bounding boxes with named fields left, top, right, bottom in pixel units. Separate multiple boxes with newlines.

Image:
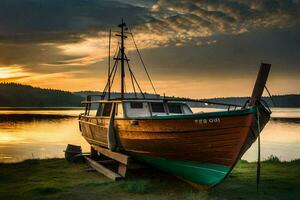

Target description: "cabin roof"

left=81, top=97, right=243, bottom=108
left=81, top=98, right=189, bottom=104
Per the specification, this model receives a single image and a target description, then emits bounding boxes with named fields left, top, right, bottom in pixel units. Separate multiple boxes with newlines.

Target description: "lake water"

left=0, top=108, right=299, bottom=163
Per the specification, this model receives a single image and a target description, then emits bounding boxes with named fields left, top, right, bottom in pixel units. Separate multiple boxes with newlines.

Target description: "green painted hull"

left=133, top=155, right=230, bottom=187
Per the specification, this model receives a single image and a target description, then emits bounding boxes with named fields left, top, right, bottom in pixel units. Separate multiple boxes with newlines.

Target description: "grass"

left=0, top=157, right=299, bottom=200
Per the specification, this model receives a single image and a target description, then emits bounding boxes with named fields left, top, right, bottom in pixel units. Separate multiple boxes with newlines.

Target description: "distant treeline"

left=76, top=91, right=300, bottom=108
left=0, top=83, right=299, bottom=108
left=0, top=83, right=83, bottom=107
left=202, top=95, right=300, bottom=108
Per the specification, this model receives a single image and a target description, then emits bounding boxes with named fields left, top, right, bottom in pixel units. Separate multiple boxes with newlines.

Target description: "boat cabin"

left=84, top=100, right=193, bottom=119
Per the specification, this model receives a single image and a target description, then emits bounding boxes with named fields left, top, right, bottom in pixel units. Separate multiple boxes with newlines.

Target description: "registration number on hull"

left=194, top=118, right=221, bottom=124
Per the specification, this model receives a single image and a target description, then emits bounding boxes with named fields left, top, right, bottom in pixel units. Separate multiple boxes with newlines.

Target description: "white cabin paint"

left=124, top=102, right=151, bottom=118
left=91, top=100, right=193, bottom=119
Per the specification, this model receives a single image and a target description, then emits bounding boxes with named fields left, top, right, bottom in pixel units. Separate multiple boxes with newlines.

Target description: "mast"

left=103, top=20, right=152, bottom=100
left=108, top=29, right=111, bottom=99
left=118, top=19, right=127, bottom=99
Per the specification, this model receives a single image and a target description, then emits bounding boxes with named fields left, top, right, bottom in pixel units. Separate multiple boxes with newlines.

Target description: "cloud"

left=1, top=0, right=299, bottom=68
left=0, top=65, right=31, bottom=82
left=1, top=0, right=299, bottom=67
left=0, top=0, right=149, bottom=43
left=142, top=0, right=300, bottom=44
left=0, top=0, right=299, bottom=96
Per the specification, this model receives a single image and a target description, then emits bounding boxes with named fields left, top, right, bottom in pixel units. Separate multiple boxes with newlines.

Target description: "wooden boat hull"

left=79, top=105, right=270, bottom=188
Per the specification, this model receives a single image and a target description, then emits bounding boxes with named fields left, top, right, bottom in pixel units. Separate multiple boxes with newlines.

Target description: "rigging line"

left=103, top=62, right=119, bottom=99
left=256, top=107, right=261, bottom=192
left=114, top=42, right=120, bottom=58
left=124, top=47, right=137, bottom=98
left=108, top=56, right=119, bottom=93
left=128, top=27, right=157, bottom=95
left=102, top=49, right=120, bottom=97
left=264, top=85, right=276, bottom=107
left=131, top=73, right=138, bottom=98
left=125, top=54, right=145, bottom=98
left=125, top=53, right=145, bottom=98
left=102, top=43, right=120, bottom=95
left=102, top=67, right=115, bottom=98
left=102, top=56, right=118, bottom=95
left=129, top=65, right=137, bottom=98
left=124, top=72, right=127, bottom=94
left=110, top=47, right=121, bottom=88
left=128, top=64, right=145, bottom=98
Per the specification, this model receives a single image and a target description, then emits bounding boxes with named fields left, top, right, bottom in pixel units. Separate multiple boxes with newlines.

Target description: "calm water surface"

left=0, top=108, right=299, bottom=163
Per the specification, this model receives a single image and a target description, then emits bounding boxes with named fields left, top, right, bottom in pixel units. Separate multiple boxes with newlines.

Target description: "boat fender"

left=107, top=104, right=117, bottom=151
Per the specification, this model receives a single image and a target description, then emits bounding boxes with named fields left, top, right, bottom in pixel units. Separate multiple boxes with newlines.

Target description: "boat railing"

left=79, top=114, right=111, bottom=127
left=79, top=114, right=111, bottom=120
left=80, top=95, right=246, bottom=114
left=81, top=96, right=243, bottom=106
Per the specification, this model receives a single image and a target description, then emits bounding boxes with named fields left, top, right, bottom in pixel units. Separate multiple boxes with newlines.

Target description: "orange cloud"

left=0, top=65, right=32, bottom=82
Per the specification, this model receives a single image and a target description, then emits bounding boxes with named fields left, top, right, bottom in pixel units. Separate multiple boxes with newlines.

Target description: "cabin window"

left=124, top=102, right=151, bottom=117
left=130, top=102, right=143, bottom=109
left=151, top=102, right=165, bottom=113
left=102, top=103, right=112, bottom=116
left=168, top=103, right=182, bottom=114
left=96, top=103, right=103, bottom=116
left=182, top=105, right=193, bottom=114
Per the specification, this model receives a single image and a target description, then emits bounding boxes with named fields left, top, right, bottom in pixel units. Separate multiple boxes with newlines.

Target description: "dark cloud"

left=0, top=0, right=149, bottom=43
left=132, top=26, right=300, bottom=80
left=0, top=0, right=151, bottom=72
left=142, top=0, right=300, bottom=45
left=2, top=0, right=299, bottom=45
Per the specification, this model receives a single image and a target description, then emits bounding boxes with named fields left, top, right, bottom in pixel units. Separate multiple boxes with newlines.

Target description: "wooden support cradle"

left=92, top=145, right=130, bottom=177
left=85, top=145, right=145, bottom=180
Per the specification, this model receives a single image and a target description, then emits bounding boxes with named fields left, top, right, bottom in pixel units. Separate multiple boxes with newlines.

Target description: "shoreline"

left=0, top=157, right=299, bottom=199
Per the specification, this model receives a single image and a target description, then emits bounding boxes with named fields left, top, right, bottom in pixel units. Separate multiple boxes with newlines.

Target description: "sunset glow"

left=0, top=65, right=30, bottom=81
left=0, top=0, right=299, bottom=97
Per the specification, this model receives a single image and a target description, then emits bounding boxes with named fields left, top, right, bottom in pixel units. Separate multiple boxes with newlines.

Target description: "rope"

left=129, top=68, right=138, bottom=98
left=256, top=107, right=261, bottom=192
left=125, top=55, right=145, bottom=98
left=264, top=85, right=276, bottom=107
left=102, top=49, right=120, bottom=98
left=129, top=27, right=157, bottom=95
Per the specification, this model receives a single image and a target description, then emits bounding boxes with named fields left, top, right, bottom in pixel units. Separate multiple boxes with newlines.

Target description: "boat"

left=79, top=20, right=272, bottom=189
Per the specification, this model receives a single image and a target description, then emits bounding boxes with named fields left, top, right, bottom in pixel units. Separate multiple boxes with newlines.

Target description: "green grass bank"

left=0, top=157, right=299, bottom=200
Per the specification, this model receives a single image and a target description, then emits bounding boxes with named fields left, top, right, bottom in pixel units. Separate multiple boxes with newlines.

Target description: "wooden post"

left=118, top=163, right=128, bottom=177
left=85, top=156, right=122, bottom=181
left=249, top=63, right=271, bottom=105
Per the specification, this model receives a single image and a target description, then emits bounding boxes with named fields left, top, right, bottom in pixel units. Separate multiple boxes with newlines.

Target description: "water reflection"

left=243, top=118, right=300, bottom=161
left=271, top=117, right=300, bottom=124
left=0, top=108, right=299, bottom=163
left=0, top=111, right=89, bottom=163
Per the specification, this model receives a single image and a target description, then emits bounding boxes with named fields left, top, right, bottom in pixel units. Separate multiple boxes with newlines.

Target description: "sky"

left=0, top=0, right=299, bottom=98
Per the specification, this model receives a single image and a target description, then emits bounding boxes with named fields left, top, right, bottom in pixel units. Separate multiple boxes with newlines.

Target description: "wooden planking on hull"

left=80, top=112, right=257, bottom=167
left=115, top=114, right=254, bottom=133
left=239, top=106, right=270, bottom=157
left=117, top=125, right=251, bottom=166
left=80, top=121, right=108, bottom=145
